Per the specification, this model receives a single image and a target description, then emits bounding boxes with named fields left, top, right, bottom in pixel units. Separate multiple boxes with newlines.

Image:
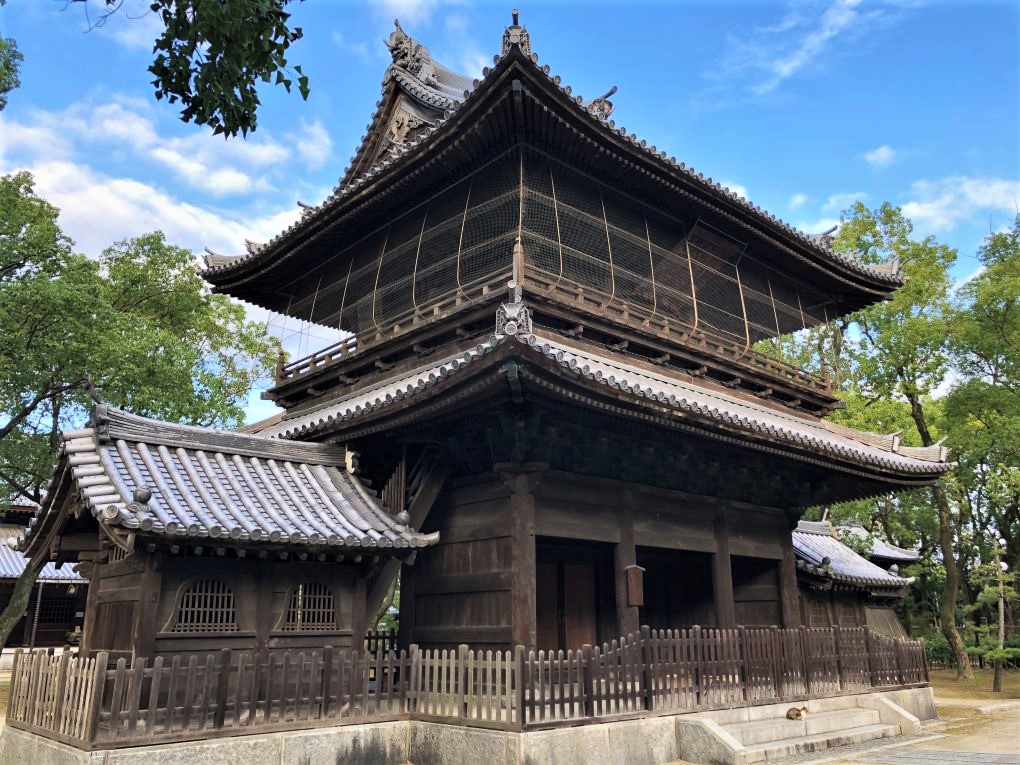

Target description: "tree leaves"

left=0, top=172, right=280, bottom=508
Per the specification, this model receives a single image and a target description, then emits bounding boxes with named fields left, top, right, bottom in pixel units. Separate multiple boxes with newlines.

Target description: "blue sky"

left=1, top=0, right=1017, bottom=422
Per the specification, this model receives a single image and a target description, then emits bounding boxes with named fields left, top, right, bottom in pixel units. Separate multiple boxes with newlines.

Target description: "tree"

left=0, top=172, right=280, bottom=647
left=1, top=0, right=308, bottom=136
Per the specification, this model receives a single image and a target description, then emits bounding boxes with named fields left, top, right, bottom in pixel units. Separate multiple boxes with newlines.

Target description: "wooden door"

left=563, top=562, right=597, bottom=648
left=536, top=560, right=559, bottom=651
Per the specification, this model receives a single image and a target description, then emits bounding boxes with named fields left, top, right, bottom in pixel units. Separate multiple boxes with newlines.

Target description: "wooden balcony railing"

left=5, top=625, right=928, bottom=749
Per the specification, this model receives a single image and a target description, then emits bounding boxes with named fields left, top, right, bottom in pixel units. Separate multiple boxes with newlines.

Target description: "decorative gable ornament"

left=501, top=9, right=531, bottom=56
left=385, top=19, right=439, bottom=86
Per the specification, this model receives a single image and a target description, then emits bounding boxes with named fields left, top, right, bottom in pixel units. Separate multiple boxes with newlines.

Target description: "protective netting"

left=293, top=145, right=833, bottom=348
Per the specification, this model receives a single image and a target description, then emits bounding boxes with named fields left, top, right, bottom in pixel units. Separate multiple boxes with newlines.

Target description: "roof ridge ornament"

left=586, top=85, right=617, bottom=120
left=496, top=237, right=532, bottom=337
left=385, top=19, right=438, bottom=87
left=502, top=8, right=532, bottom=56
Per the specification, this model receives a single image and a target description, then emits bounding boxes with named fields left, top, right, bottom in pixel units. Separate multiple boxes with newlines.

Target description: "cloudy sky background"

left=1, top=0, right=1017, bottom=422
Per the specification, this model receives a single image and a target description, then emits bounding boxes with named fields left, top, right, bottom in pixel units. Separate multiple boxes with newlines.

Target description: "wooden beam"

left=713, top=507, right=737, bottom=628
left=614, top=493, right=640, bottom=637
left=779, top=529, right=801, bottom=627
left=131, top=553, right=162, bottom=660
left=397, top=562, right=416, bottom=650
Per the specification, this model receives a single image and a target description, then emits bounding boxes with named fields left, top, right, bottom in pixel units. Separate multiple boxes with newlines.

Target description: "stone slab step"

left=741, top=723, right=900, bottom=763
left=725, top=708, right=881, bottom=745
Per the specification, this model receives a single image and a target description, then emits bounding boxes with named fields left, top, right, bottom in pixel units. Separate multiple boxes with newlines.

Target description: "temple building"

left=21, top=14, right=948, bottom=659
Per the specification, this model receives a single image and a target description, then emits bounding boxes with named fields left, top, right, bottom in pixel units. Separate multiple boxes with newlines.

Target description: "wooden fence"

left=6, top=625, right=928, bottom=750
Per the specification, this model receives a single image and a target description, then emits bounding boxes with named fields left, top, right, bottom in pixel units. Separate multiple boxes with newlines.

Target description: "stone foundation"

left=0, top=688, right=936, bottom=765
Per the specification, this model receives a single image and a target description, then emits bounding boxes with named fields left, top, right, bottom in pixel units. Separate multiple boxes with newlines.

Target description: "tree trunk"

left=0, top=558, right=43, bottom=651
left=908, top=395, right=974, bottom=680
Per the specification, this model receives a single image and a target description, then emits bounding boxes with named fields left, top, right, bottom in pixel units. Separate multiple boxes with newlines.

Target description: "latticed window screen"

left=838, top=602, right=859, bottom=628
left=38, top=595, right=76, bottom=624
left=288, top=144, right=835, bottom=349
left=283, top=582, right=337, bottom=631
left=172, top=579, right=239, bottom=633
left=810, top=600, right=830, bottom=627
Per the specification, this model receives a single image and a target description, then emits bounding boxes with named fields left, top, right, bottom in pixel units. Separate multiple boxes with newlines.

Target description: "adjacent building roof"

left=838, top=522, right=922, bottom=564
left=793, top=520, right=913, bottom=590
left=24, top=406, right=437, bottom=554
left=0, top=524, right=85, bottom=583
left=263, top=313, right=951, bottom=480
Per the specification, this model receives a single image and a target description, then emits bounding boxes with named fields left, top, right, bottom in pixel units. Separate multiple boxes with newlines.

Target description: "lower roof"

left=23, top=406, right=437, bottom=556
left=263, top=316, right=951, bottom=481
left=0, top=524, right=85, bottom=583
left=793, top=520, right=912, bottom=590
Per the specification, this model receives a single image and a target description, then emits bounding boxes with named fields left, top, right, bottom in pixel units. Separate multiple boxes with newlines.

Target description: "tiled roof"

left=0, top=524, right=85, bottom=583
left=839, top=523, right=921, bottom=563
left=202, top=24, right=901, bottom=289
left=793, top=521, right=912, bottom=589
left=264, top=323, right=951, bottom=477
left=24, top=406, right=437, bottom=552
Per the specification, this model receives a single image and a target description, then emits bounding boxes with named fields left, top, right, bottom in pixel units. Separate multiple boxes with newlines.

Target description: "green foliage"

left=147, top=0, right=308, bottom=136
left=0, top=34, right=21, bottom=111
left=0, top=172, right=280, bottom=507
left=924, top=632, right=953, bottom=665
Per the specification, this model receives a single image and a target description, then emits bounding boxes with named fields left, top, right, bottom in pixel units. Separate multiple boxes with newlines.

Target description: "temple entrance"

left=637, top=547, right=716, bottom=628
left=535, top=539, right=613, bottom=651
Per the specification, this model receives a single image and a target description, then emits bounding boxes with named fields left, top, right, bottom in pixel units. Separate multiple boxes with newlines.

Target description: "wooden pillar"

left=80, top=562, right=101, bottom=655
left=501, top=467, right=543, bottom=650
left=778, top=528, right=801, bottom=627
left=615, top=492, right=640, bottom=637
left=131, top=553, right=163, bottom=660
left=253, top=562, right=275, bottom=657
left=713, top=506, right=736, bottom=628
left=351, top=572, right=368, bottom=651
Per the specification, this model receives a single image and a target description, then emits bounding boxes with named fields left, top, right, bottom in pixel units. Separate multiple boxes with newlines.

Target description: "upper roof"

left=203, top=15, right=902, bottom=308
left=261, top=299, right=951, bottom=484
left=793, top=520, right=913, bottom=591
left=0, top=524, right=86, bottom=583
left=22, top=405, right=437, bottom=556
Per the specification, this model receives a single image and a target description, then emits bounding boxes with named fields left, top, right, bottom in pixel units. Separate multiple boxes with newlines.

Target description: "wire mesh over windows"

left=282, top=582, right=337, bottom=632
left=810, top=600, right=830, bottom=628
left=171, top=579, right=239, bottom=633
left=38, top=594, right=76, bottom=624
left=283, top=143, right=838, bottom=353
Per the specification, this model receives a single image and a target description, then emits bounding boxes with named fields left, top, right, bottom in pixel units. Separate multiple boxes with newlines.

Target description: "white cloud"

left=711, top=0, right=906, bottom=97
left=721, top=181, right=749, bottom=200
left=822, top=191, right=868, bottom=214
left=902, top=176, right=1020, bottom=232
left=795, top=217, right=841, bottom=237
left=789, top=193, right=809, bottom=209
left=290, top=120, right=333, bottom=170
left=374, top=0, right=437, bottom=27
left=84, top=1, right=164, bottom=51
left=331, top=30, right=375, bottom=66
left=863, top=144, right=897, bottom=167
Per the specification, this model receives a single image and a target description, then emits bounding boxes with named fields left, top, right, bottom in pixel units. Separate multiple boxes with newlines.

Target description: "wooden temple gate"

left=6, top=625, right=928, bottom=749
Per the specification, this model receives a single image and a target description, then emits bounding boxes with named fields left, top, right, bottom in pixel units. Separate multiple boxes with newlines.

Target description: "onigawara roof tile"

left=25, top=406, right=436, bottom=552
left=265, top=323, right=951, bottom=478
left=202, top=18, right=901, bottom=289
left=793, top=520, right=913, bottom=590
left=0, top=524, right=86, bottom=583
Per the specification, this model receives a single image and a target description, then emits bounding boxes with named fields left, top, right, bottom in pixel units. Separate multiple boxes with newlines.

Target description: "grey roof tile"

left=0, top=524, right=86, bottom=583
left=25, top=407, right=436, bottom=552
left=266, top=327, right=951, bottom=477
left=793, top=520, right=911, bottom=589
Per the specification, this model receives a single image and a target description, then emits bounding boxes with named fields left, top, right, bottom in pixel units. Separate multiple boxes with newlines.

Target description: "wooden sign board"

left=625, top=564, right=645, bottom=607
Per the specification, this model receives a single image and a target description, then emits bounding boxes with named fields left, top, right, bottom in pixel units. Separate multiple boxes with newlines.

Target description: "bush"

left=924, top=633, right=953, bottom=666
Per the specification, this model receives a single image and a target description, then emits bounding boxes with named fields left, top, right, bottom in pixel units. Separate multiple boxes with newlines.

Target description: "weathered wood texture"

left=7, top=626, right=927, bottom=749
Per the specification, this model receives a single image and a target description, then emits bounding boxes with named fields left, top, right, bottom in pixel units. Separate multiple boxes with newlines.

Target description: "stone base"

left=0, top=688, right=936, bottom=765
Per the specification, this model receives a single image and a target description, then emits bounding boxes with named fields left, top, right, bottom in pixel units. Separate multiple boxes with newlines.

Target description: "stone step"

left=740, top=723, right=901, bottom=763
left=724, top=708, right=882, bottom=745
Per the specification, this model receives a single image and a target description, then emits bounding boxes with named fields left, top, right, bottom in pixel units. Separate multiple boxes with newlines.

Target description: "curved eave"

left=203, top=46, right=901, bottom=304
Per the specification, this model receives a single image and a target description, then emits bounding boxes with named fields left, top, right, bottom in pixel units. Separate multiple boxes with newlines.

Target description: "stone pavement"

left=857, top=751, right=1020, bottom=764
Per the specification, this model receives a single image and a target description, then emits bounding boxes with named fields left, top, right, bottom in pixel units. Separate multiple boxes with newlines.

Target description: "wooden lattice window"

left=38, top=595, right=76, bottom=624
left=838, top=602, right=858, bottom=628
left=809, top=600, right=830, bottom=627
left=282, top=582, right=337, bottom=631
left=172, top=579, right=239, bottom=633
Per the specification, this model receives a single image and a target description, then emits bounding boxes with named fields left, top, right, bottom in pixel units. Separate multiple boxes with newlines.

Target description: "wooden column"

left=778, top=526, right=801, bottom=627
left=131, top=553, right=162, bottom=660
left=501, top=466, right=543, bottom=650
left=615, top=492, right=640, bottom=637
left=713, top=506, right=737, bottom=628
left=253, top=562, right=275, bottom=657
left=351, top=572, right=368, bottom=651
left=80, top=562, right=102, bottom=655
